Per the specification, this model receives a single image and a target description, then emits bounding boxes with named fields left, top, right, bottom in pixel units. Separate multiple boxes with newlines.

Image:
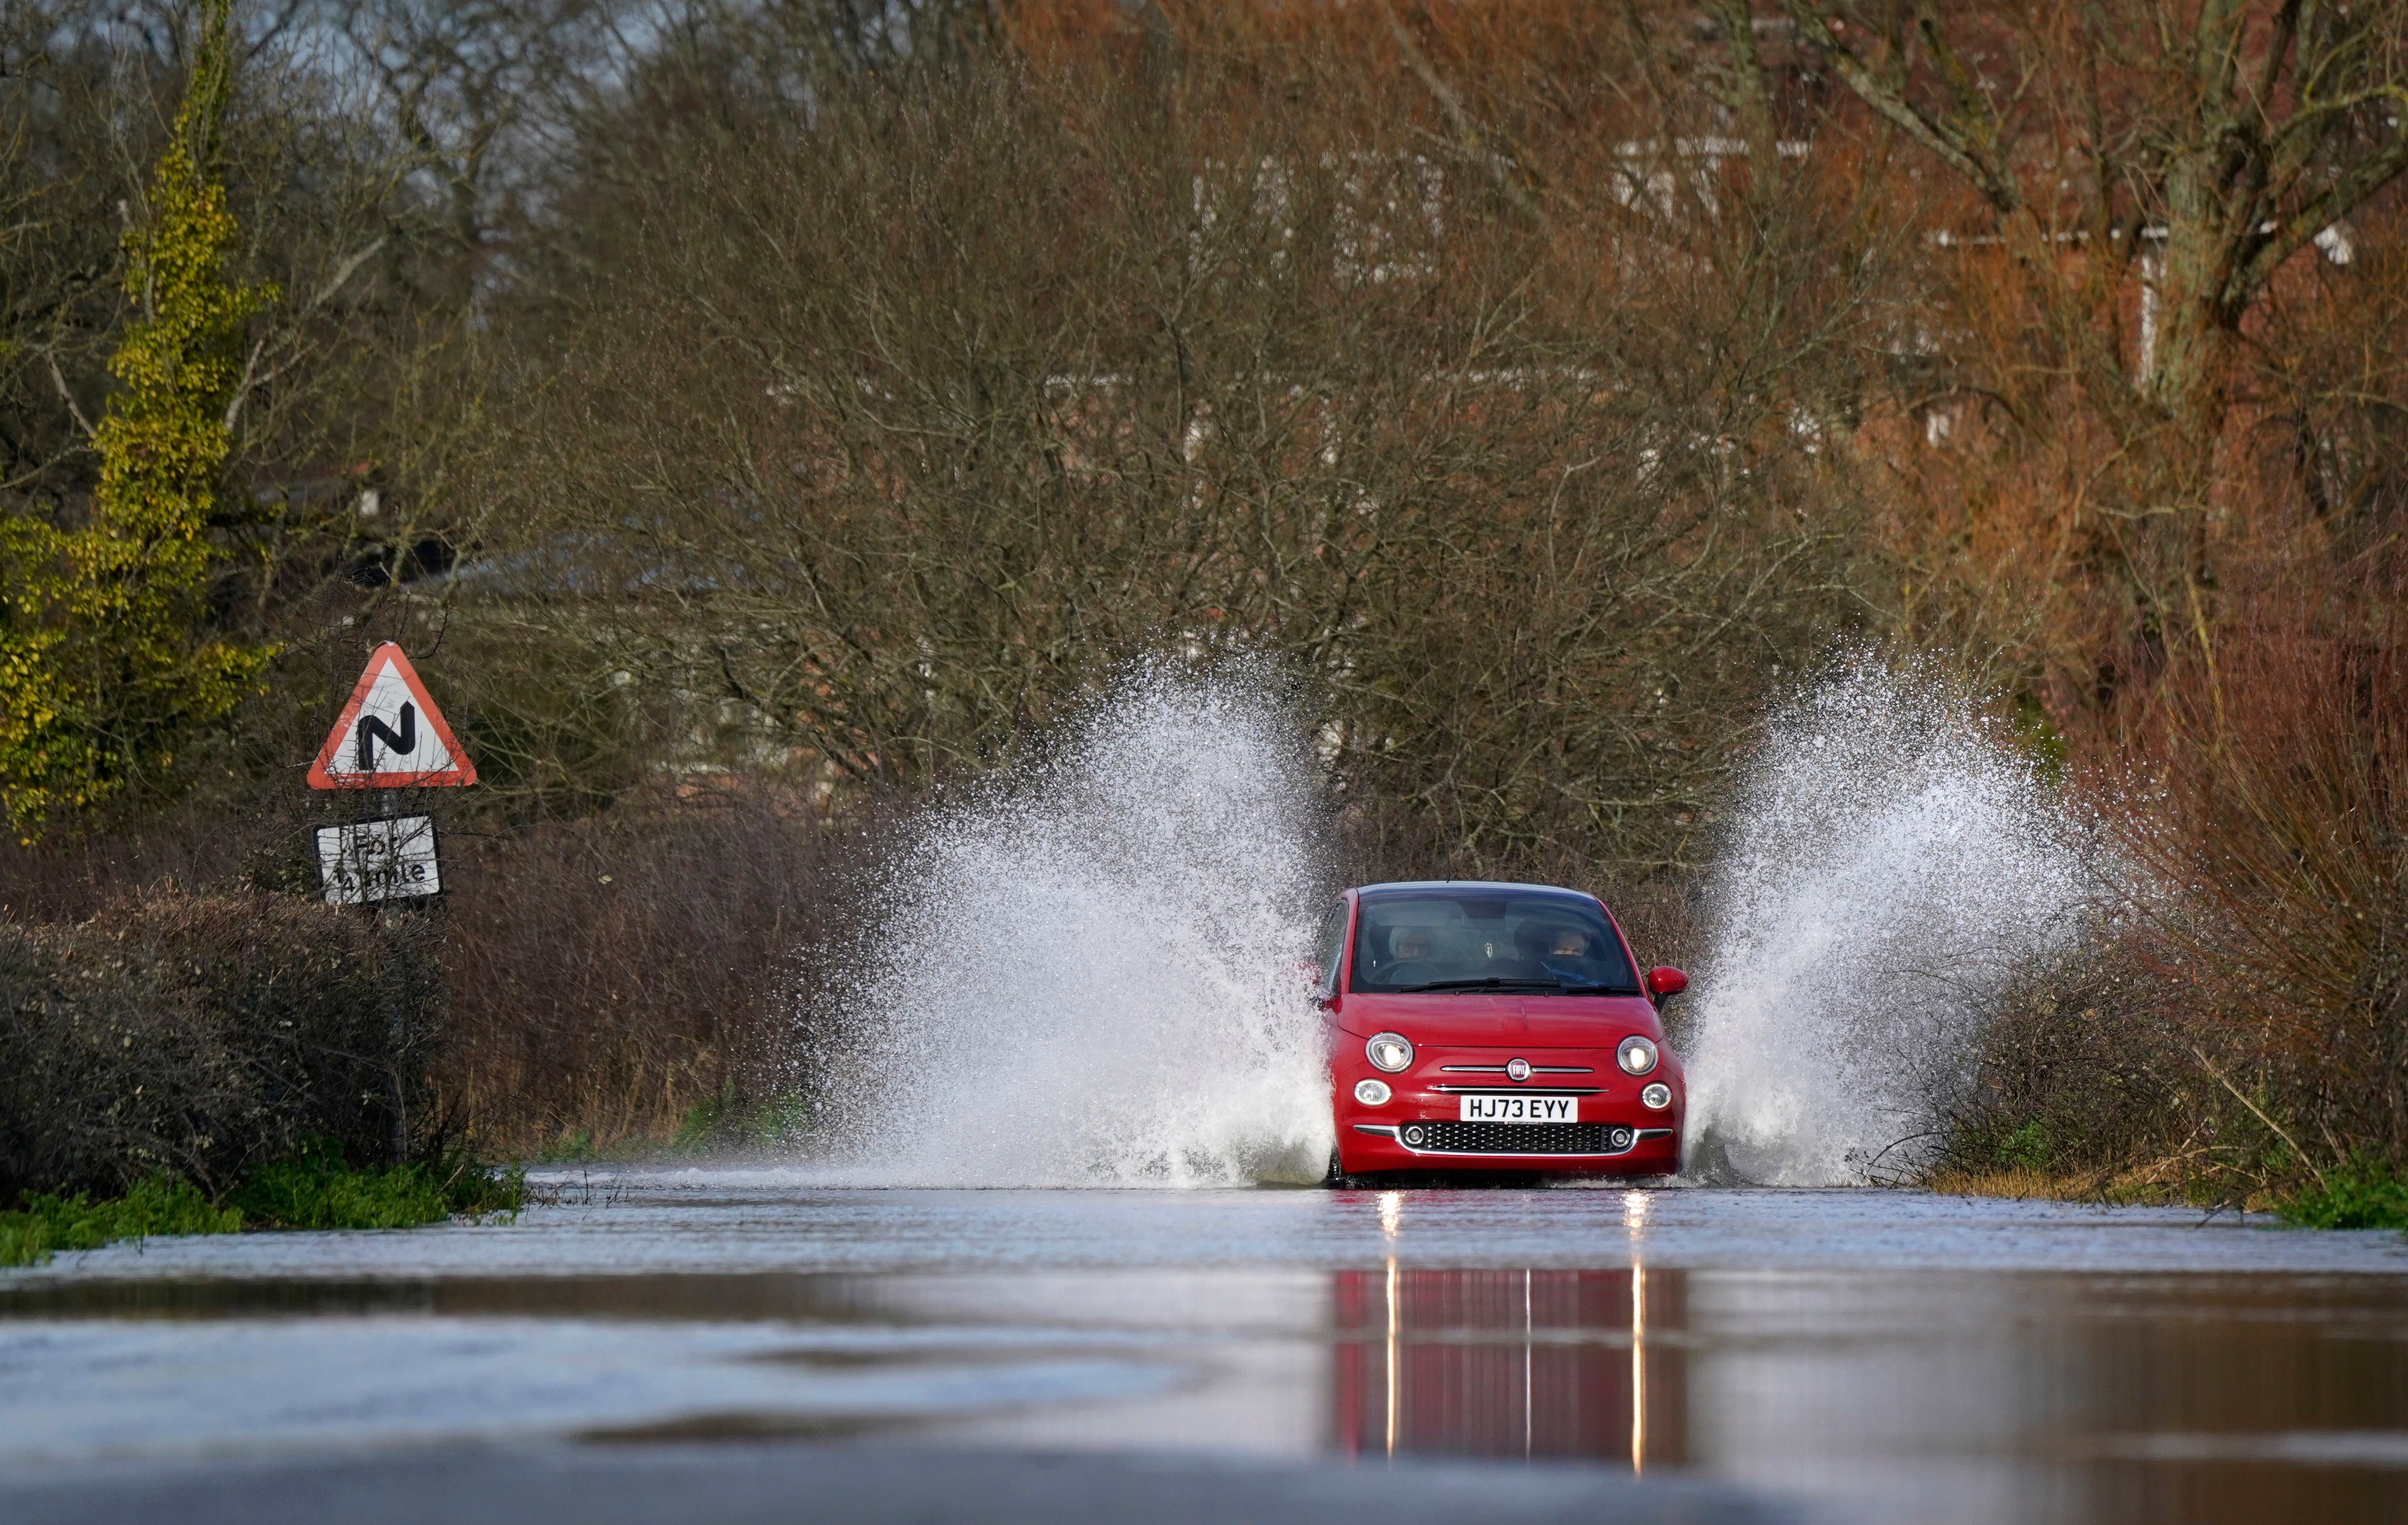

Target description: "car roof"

left=1354, top=880, right=1596, bottom=899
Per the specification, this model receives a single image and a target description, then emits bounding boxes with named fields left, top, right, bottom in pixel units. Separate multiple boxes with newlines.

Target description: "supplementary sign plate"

left=317, top=815, right=441, bottom=905
left=308, top=642, right=476, bottom=788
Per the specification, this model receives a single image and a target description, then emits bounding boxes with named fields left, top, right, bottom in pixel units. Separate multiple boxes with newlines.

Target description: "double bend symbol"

left=358, top=703, right=417, bottom=772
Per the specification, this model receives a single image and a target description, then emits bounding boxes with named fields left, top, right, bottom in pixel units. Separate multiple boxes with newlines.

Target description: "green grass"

left=536, top=1128, right=604, bottom=1164
left=2278, top=1157, right=2408, bottom=1230
left=2, top=1148, right=527, bottom=1269
left=0, top=1173, right=241, bottom=1267
left=672, top=1091, right=811, bottom=1155
left=536, top=1092, right=815, bottom=1163
left=231, top=1142, right=524, bottom=1230
left=1990, top=1119, right=2059, bottom=1173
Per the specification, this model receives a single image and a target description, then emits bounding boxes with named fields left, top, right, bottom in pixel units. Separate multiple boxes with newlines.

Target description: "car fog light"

left=1366, top=1033, right=1415, bottom=1073
left=1616, top=1036, right=1659, bottom=1075
left=1353, top=1079, right=1392, bottom=1106
left=1641, top=1082, right=1671, bottom=1110
left=1401, top=1125, right=1427, bottom=1146
left=1610, top=1126, right=1634, bottom=1149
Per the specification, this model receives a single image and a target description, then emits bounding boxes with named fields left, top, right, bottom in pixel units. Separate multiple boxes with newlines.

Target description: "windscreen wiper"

left=1394, top=977, right=1565, bottom=992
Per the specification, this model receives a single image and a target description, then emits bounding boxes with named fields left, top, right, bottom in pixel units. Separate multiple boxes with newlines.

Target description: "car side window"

left=1314, top=901, right=1349, bottom=998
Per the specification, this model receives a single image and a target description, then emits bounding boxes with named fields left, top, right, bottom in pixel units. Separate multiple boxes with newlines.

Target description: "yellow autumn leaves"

left=0, top=0, right=274, bottom=833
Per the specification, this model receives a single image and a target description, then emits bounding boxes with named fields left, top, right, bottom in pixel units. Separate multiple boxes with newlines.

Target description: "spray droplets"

left=805, top=655, right=2091, bottom=1192
left=819, top=662, right=1334, bottom=1187
left=1681, top=662, right=2097, bottom=1186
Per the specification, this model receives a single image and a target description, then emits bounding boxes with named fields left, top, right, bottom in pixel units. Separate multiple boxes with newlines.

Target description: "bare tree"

left=453, top=21, right=1881, bottom=869
left=1761, top=0, right=2408, bottom=635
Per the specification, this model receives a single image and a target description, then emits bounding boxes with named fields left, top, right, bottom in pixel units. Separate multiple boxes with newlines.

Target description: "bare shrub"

left=1936, top=931, right=2200, bottom=1192
left=0, top=888, right=438, bottom=1200
left=1938, top=561, right=2408, bottom=1199
left=2123, top=573, right=2408, bottom=1177
left=433, top=784, right=873, bottom=1154
left=0, top=777, right=867, bottom=1166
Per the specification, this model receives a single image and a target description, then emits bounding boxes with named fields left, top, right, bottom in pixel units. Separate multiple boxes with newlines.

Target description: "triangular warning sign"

left=307, top=642, right=477, bottom=789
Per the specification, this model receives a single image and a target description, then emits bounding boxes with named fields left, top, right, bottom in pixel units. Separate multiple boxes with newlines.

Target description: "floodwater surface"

left=4, top=1176, right=2406, bottom=1524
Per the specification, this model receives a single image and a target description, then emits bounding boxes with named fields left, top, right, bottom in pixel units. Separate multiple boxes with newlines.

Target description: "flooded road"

left=4, top=1177, right=2406, bottom=1524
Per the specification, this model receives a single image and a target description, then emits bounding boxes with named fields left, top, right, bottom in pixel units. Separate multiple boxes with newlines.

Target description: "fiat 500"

left=1312, top=881, right=1687, bottom=1183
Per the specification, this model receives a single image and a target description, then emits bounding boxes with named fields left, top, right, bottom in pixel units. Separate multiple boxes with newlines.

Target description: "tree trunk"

left=2127, top=187, right=2238, bottom=651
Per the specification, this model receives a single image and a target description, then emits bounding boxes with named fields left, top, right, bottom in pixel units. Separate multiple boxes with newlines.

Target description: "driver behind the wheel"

left=1374, top=925, right=1439, bottom=986
left=1527, top=924, right=1601, bottom=985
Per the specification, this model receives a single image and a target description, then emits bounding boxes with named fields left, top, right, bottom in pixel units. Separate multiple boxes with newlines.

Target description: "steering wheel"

left=1383, top=960, right=1439, bottom=987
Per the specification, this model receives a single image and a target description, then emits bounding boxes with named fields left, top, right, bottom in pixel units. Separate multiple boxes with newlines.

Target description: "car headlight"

left=1353, top=1079, right=1392, bottom=1106
left=1366, top=1033, right=1414, bottom=1073
left=1640, top=1082, right=1671, bottom=1110
left=1617, top=1036, right=1659, bottom=1075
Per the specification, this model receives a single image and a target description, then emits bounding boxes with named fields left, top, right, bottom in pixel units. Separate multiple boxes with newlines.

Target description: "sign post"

left=308, top=642, right=476, bottom=1159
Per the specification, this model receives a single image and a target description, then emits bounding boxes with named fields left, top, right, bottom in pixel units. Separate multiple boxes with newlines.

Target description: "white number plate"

left=1459, top=1095, right=1578, bottom=1123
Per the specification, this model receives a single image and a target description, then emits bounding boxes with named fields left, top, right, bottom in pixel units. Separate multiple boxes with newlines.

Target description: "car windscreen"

left=1349, top=891, right=1638, bottom=995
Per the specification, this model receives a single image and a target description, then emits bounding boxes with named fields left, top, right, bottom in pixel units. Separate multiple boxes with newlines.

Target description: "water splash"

left=1680, top=662, right=2097, bottom=1185
left=816, top=662, right=1333, bottom=1186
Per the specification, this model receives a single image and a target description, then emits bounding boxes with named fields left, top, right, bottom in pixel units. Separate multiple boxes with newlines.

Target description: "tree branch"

left=2193, top=0, right=2249, bottom=117
left=2254, top=0, right=2304, bottom=119
left=223, top=237, right=387, bottom=435
left=1374, top=0, right=1551, bottom=228
left=1778, top=0, right=2022, bottom=213
left=45, top=347, right=94, bottom=438
left=1701, top=0, right=1779, bottom=170
left=2231, top=129, right=2408, bottom=311
left=309, top=235, right=389, bottom=311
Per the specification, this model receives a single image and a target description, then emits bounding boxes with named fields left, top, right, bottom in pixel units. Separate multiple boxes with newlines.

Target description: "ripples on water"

left=8, top=1182, right=2408, bottom=1525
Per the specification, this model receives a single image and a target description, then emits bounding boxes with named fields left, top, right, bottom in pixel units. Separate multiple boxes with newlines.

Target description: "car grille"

left=1397, top=1122, right=1637, bottom=1155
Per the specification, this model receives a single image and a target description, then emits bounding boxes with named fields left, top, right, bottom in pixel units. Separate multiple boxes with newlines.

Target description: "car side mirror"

left=1644, top=966, right=1688, bottom=1008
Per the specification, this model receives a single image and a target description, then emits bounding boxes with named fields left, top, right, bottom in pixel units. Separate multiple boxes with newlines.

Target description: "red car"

left=1314, top=881, right=1687, bottom=1183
